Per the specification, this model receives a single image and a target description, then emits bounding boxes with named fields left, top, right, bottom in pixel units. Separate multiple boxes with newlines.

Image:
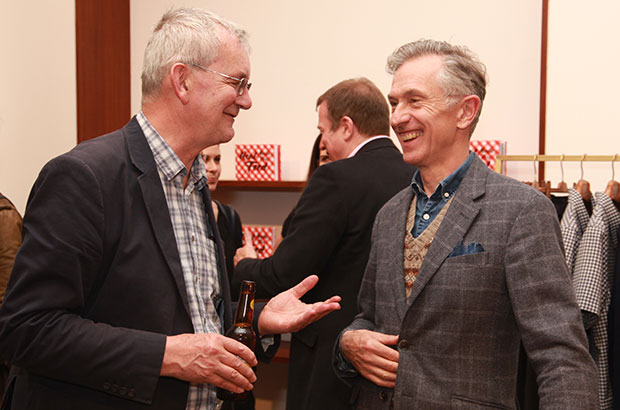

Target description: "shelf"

left=217, top=180, right=306, bottom=192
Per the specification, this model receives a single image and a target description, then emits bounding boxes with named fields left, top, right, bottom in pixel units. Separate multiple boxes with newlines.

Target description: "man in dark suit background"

left=335, top=39, right=597, bottom=409
left=233, top=77, right=415, bottom=410
left=0, top=8, right=340, bottom=410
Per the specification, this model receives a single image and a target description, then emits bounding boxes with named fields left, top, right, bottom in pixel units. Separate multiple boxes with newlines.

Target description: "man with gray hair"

left=334, top=39, right=597, bottom=409
left=0, top=8, right=340, bottom=410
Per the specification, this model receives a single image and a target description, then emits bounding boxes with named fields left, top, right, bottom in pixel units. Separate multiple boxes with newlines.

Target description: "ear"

left=339, top=116, right=355, bottom=141
left=456, top=95, right=481, bottom=130
left=170, top=63, right=190, bottom=105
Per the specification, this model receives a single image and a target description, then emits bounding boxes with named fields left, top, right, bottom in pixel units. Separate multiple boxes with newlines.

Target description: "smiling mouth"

left=400, top=131, right=422, bottom=142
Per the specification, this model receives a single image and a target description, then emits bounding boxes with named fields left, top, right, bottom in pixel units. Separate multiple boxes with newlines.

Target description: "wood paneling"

left=76, top=0, right=130, bottom=143
left=538, top=0, right=549, bottom=182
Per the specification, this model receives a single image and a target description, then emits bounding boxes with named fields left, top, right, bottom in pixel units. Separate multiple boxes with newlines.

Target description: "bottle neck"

left=234, top=289, right=255, bottom=326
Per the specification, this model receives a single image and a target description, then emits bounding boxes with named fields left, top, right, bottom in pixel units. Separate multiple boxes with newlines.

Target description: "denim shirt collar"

left=411, top=151, right=475, bottom=200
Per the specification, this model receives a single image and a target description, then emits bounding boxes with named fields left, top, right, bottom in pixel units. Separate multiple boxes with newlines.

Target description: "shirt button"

left=444, top=192, right=450, bottom=198
left=422, top=213, right=430, bottom=220
left=398, top=339, right=410, bottom=350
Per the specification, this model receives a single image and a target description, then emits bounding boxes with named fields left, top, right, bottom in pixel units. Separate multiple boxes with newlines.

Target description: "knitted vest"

left=403, top=195, right=454, bottom=300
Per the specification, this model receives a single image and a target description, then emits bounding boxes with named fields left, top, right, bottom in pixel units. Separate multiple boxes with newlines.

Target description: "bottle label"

left=236, top=355, right=251, bottom=368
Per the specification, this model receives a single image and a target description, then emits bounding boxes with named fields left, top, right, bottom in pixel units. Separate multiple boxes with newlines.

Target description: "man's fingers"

left=290, top=275, right=319, bottom=298
left=243, top=230, right=253, bottom=247
left=222, top=338, right=257, bottom=368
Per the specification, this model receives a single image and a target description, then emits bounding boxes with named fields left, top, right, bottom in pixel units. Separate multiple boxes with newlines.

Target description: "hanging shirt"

left=561, top=188, right=595, bottom=274
left=573, top=192, right=620, bottom=410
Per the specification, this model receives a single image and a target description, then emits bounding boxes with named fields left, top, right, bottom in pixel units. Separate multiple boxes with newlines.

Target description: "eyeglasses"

left=190, top=63, right=251, bottom=96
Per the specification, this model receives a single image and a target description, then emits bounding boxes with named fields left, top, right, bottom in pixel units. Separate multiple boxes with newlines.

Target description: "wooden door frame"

left=75, top=0, right=130, bottom=143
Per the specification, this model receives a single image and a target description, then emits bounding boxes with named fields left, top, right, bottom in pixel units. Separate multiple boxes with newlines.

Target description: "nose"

left=237, top=89, right=252, bottom=110
left=204, top=160, right=216, bottom=173
left=390, top=103, right=410, bottom=131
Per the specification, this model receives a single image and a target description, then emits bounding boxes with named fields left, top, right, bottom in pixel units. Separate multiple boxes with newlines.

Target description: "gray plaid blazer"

left=336, top=156, right=597, bottom=410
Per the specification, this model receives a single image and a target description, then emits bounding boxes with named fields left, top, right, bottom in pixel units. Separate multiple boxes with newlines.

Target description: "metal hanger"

left=604, top=154, right=620, bottom=204
left=574, top=154, right=592, bottom=202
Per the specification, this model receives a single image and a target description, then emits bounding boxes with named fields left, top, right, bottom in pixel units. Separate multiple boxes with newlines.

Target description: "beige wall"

left=545, top=0, right=620, bottom=191
left=130, top=0, right=543, bottom=183
left=0, top=0, right=77, bottom=214
left=3, top=2, right=618, bottom=209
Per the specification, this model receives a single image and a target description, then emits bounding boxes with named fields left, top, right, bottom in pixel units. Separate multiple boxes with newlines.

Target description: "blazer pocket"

left=445, top=251, right=489, bottom=266
left=451, top=395, right=512, bottom=409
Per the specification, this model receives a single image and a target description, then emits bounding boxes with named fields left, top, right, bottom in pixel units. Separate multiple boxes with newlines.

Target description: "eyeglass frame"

left=189, top=63, right=251, bottom=96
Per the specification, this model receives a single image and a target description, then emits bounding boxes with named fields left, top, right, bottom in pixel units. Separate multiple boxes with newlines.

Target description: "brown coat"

left=0, top=193, right=22, bottom=305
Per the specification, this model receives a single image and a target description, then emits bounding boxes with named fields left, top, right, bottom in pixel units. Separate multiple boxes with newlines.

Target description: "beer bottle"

left=216, top=280, right=257, bottom=401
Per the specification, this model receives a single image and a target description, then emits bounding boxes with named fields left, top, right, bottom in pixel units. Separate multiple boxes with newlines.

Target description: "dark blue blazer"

left=0, top=117, right=273, bottom=409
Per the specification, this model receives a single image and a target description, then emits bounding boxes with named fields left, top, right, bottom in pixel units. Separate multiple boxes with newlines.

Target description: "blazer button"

left=111, top=384, right=118, bottom=393
left=119, top=387, right=127, bottom=395
left=128, top=388, right=136, bottom=398
left=398, top=339, right=410, bottom=350
left=103, top=382, right=111, bottom=390
left=379, top=390, right=388, bottom=401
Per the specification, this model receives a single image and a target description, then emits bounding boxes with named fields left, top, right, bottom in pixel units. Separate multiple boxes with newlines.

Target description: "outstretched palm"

left=257, top=275, right=341, bottom=335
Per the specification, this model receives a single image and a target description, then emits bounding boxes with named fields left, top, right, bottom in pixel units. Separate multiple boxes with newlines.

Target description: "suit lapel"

left=384, top=189, right=414, bottom=321
left=124, top=118, right=192, bottom=318
left=408, top=157, right=487, bottom=304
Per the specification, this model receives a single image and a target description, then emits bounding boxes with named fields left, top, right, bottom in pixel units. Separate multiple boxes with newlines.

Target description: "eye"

left=215, top=155, right=221, bottom=164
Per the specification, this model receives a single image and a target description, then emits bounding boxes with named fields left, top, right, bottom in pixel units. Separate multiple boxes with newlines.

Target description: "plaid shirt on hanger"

left=561, top=188, right=594, bottom=273
left=573, top=192, right=620, bottom=410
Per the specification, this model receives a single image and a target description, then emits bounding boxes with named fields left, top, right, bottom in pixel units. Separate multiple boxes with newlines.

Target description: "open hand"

left=258, top=275, right=341, bottom=335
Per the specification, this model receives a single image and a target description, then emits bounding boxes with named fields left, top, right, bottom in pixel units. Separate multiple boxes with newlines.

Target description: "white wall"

left=0, top=0, right=77, bottom=214
left=545, top=0, right=620, bottom=191
left=3, top=2, right=618, bottom=210
left=130, top=0, right=542, bottom=183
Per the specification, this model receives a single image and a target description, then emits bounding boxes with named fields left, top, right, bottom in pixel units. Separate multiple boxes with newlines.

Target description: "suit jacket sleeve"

left=333, top=214, right=381, bottom=384
left=504, top=192, right=598, bottom=408
left=233, top=164, right=348, bottom=298
left=0, top=154, right=166, bottom=405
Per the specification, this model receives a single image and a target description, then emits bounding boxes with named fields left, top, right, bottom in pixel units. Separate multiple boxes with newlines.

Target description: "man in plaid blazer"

left=334, top=39, right=597, bottom=409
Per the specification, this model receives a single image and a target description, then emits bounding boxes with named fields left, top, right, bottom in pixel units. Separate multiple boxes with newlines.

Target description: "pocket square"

left=449, top=240, right=485, bottom=258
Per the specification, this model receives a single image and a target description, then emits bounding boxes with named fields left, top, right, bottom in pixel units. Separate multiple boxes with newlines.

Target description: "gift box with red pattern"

left=235, top=144, right=281, bottom=181
left=469, top=140, right=506, bottom=172
left=242, top=225, right=278, bottom=259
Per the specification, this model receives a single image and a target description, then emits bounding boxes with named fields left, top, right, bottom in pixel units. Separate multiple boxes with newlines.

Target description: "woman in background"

left=201, top=144, right=255, bottom=410
left=201, top=145, right=244, bottom=292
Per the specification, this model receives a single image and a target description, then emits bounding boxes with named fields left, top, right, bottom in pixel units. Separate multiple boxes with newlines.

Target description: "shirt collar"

left=411, top=151, right=475, bottom=199
left=347, top=135, right=390, bottom=158
left=137, top=111, right=207, bottom=189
